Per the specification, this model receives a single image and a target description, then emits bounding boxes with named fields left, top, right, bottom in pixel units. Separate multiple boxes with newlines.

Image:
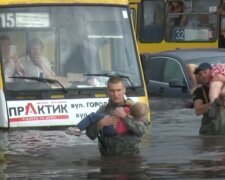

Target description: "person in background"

left=63, top=37, right=102, bottom=87
left=84, top=76, right=149, bottom=156
left=188, top=63, right=225, bottom=104
left=63, top=37, right=100, bottom=76
left=66, top=101, right=148, bottom=136
left=168, top=1, right=188, bottom=27
left=19, top=38, right=55, bottom=78
left=167, top=1, right=188, bottom=41
left=192, top=63, right=225, bottom=135
left=0, top=35, right=22, bottom=82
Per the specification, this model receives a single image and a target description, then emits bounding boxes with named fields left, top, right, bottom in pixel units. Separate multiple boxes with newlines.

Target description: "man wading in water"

left=84, top=76, right=149, bottom=155
left=192, top=63, right=225, bottom=135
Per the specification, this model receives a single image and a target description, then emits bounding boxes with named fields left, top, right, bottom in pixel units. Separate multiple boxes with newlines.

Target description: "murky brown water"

left=1, top=97, right=225, bottom=179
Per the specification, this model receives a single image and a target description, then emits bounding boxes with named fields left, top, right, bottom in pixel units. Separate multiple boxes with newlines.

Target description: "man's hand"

left=98, top=115, right=119, bottom=129
left=112, top=107, right=127, bottom=119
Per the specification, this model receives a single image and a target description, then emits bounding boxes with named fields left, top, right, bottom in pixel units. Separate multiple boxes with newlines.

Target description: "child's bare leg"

left=209, top=81, right=223, bottom=103
left=187, top=64, right=198, bottom=94
left=216, top=73, right=225, bottom=83
left=220, top=84, right=225, bottom=99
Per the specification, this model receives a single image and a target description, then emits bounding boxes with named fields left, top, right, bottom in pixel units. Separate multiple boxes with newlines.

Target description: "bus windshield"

left=0, top=5, right=141, bottom=91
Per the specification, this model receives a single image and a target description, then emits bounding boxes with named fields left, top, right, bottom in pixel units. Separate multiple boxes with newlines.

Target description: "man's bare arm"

left=194, top=99, right=211, bottom=116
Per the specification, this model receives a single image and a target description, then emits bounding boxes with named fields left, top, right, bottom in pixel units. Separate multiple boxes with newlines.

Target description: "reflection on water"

left=1, top=97, right=225, bottom=179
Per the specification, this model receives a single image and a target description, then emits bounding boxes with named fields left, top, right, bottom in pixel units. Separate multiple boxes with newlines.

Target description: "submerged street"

left=0, top=97, right=225, bottom=179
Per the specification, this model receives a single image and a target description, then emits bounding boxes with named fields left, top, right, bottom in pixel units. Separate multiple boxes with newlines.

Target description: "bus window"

left=166, top=0, right=218, bottom=42
left=139, top=0, right=165, bottom=43
left=192, top=0, right=218, bottom=13
left=0, top=6, right=142, bottom=91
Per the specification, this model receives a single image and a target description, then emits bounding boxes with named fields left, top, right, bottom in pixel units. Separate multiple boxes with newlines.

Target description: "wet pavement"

left=1, top=97, right=225, bottom=179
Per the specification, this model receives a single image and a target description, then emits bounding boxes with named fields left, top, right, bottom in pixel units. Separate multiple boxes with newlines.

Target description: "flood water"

left=1, top=97, right=225, bottom=179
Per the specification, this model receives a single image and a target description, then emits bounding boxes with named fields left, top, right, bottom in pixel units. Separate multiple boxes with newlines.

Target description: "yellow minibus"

left=0, top=0, right=149, bottom=128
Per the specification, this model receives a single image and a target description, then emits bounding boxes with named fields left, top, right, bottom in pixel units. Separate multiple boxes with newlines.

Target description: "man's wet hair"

left=107, top=76, right=125, bottom=88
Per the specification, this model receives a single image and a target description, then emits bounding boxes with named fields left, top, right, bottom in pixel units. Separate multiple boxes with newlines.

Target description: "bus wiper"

left=9, top=76, right=68, bottom=93
left=84, top=72, right=135, bottom=91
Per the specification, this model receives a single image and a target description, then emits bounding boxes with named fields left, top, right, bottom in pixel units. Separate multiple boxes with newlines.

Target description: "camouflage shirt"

left=86, top=99, right=148, bottom=156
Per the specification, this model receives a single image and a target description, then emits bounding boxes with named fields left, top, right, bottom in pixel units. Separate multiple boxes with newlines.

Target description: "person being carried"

left=65, top=101, right=148, bottom=136
left=188, top=62, right=225, bottom=104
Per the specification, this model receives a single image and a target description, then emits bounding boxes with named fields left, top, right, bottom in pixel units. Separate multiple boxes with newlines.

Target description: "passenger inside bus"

left=63, top=38, right=102, bottom=86
left=64, top=39, right=100, bottom=75
left=0, top=35, right=22, bottom=82
left=19, top=38, right=55, bottom=78
left=168, top=0, right=184, bottom=13
left=167, top=1, right=188, bottom=40
left=168, top=1, right=187, bottom=26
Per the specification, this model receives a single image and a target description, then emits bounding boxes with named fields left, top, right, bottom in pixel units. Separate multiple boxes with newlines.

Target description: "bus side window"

left=192, top=0, right=218, bottom=13
left=166, top=0, right=218, bottom=42
left=166, top=1, right=188, bottom=41
left=139, top=0, right=164, bottom=43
